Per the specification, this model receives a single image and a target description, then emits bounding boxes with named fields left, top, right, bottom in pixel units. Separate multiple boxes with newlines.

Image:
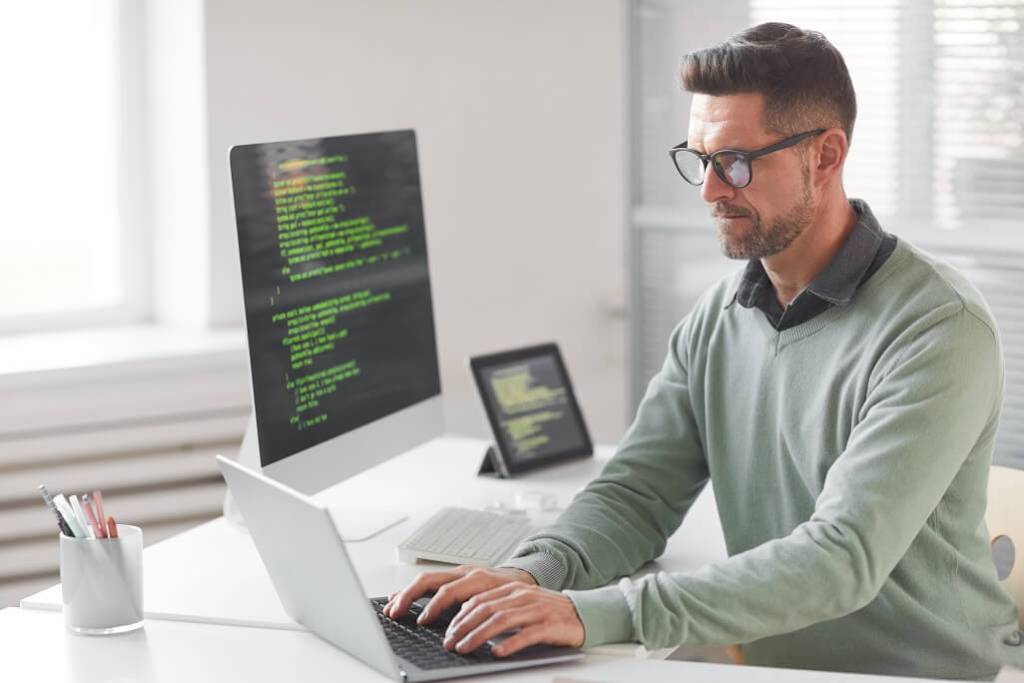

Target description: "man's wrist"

left=507, top=568, right=538, bottom=585
left=565, top=582, right=634, bottom=648
left=498, top=552, right=568, bottom=590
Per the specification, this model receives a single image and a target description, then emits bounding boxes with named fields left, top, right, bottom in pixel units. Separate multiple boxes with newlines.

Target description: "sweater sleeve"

left=564, top=307, right=1002, bottom=649
left=499, top=317, right=711, bottom=603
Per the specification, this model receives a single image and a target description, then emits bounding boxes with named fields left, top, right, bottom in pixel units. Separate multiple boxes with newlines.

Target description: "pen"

left=38, top=485, right=74, bottom=537
left=53, top=494, right=87, bottom=539
left=81, top=495, right=104, bottom=539
left=70, top=495, right=95, bottom=539
left=92, top=491, right=108, bottom=539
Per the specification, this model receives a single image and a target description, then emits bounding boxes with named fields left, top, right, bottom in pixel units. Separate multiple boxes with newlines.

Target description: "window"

left=0, top=1, right=146, bottom=332
left=932, top=0, right=1024, bottom=231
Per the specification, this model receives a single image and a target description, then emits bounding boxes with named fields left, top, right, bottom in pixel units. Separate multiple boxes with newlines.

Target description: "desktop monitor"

left=230, top=130, right=442, bottom=496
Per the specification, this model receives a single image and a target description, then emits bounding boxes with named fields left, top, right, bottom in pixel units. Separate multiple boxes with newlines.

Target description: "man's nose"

left=700, top=165, right=735, bottom=205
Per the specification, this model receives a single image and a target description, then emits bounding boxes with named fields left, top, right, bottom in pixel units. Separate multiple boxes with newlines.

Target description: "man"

left=385, top=23, right=1022, bottom=678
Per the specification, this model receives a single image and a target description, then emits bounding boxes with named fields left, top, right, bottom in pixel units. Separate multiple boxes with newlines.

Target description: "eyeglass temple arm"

left=746, top=128, right=827, bottom=160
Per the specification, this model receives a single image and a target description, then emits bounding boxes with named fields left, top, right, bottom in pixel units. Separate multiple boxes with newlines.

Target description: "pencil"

left=92, top=491, right=108, bottom=538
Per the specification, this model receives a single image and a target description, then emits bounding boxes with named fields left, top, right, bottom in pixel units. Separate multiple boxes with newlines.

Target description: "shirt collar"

left=805, top=199, right=883, bottom=305
left=725, top=198, right=883, bottom=309
left=725, top=259, right=773, bottom=311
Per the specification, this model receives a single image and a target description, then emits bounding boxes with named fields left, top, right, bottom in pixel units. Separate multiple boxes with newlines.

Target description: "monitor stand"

left=222, top=414, right=407, bottom=542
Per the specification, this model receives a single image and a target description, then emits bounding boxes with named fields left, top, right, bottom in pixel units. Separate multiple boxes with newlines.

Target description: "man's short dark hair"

left=680, top=22, right=856, bottom=144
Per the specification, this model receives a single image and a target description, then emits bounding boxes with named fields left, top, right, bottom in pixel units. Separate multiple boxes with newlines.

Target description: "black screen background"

left=480, top=355, right=588, bottom=462
left=231, top=130, right=441, bottom=467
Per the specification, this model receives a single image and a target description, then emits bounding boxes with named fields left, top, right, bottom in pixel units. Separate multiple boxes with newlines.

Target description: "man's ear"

left=814, top=128, right=848, bottom=188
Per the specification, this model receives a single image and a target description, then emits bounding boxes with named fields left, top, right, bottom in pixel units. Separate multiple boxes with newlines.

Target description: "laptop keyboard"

left=370, top=598, right=499, bottom=670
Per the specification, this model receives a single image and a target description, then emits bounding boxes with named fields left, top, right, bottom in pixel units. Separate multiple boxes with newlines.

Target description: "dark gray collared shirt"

left=729, top=199, right=898, bottom=331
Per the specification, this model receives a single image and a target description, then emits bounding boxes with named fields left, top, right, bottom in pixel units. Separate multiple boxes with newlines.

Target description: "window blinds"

left=932, top=0, right=1024, bottom=230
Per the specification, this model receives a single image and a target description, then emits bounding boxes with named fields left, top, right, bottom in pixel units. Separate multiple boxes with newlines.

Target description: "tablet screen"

left=471, top=344, right=592, bottom=472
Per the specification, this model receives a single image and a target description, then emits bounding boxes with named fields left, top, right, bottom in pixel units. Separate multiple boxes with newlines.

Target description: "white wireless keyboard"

left=397, top=507, right=535, bottom=567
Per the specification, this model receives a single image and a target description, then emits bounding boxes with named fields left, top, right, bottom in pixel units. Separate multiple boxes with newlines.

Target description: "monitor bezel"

left=469, top=342, right=593, bottom=475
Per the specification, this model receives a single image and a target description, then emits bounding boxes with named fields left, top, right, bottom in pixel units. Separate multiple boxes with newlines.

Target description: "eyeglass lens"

left=714, top=153, right=750, bottom=188
left=673, top=151, right=705, bottom=185
left=673, top=150, right=752, bottom=188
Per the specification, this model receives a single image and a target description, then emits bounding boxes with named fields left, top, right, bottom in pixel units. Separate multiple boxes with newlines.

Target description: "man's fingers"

left=386, top=570, right=463, bottom=618
left=387, top=577, right=583, bottom=657
left=418, top=569, right=502, bottom=623
left=389, top=569, right=462, bottom=618
left=445, top=587, right=531, bottom=643
left=453, top=605, right=539, bottom=654
left=491, top=625, right=548, bottom=657
left=446, top=582, right=523, bottom=633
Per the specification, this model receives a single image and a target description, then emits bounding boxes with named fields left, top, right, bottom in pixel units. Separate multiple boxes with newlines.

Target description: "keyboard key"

left=371, top=598, right=500, bottom=670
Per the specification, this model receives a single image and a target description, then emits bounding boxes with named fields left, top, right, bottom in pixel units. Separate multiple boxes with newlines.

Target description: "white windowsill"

left=0, top=325, right=252, bottom=438
left=0, top=324, right=248, bottom=390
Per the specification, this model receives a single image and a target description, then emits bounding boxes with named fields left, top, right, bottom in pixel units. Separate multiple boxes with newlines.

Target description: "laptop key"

left=372, top=599, right=500, bottom=670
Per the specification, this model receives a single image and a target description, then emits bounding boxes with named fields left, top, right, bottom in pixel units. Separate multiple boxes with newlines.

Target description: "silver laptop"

left=216, top=455, right=583, bottom=681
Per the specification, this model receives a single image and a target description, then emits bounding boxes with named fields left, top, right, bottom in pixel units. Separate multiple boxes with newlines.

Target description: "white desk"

left=12, top=435, right=1018, bottom=682
left=21, top=435, right=728, bottom=630
left=1, top=606, right=975, bottom=683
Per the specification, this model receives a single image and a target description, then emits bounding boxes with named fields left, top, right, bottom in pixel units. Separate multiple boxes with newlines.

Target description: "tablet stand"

left=477, top=444, right=511, bottom=479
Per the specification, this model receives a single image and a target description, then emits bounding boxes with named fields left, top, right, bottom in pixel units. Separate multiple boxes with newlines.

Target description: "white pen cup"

left=59, top=525, right=144, bottom=634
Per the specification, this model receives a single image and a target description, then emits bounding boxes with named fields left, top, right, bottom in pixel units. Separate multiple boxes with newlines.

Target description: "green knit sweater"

left=502, top=239, right=1023, bottom=679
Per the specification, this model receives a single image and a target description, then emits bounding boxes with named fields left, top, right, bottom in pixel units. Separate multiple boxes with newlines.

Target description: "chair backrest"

left=986, top=465, right=1024, bottom=626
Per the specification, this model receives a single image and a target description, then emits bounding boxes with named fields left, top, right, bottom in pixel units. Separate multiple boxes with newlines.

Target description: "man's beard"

left=712, top=180, right=814, bottom=260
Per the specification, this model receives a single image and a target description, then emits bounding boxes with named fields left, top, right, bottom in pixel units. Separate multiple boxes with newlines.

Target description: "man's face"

left=687, top=93, right=815, bottom=260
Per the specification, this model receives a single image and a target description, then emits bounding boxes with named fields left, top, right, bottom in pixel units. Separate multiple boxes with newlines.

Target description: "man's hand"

left=382, top=566, right=585, bottom=656
left=442, top=582, right=585, bottom=657
left=383, top=566, right=535, bottom=623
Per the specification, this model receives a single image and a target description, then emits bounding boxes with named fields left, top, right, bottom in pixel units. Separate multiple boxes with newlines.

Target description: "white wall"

left=201, top=0, right=630, bottom=442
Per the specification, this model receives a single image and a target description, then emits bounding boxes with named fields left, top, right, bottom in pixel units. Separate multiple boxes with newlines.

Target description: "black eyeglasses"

left=668, top=129, right=826, bottom=189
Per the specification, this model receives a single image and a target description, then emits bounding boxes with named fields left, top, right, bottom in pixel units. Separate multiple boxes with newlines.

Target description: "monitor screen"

left=231, top=130, right=440, bottom=468
left=470, top=344, right=592, bottom=473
